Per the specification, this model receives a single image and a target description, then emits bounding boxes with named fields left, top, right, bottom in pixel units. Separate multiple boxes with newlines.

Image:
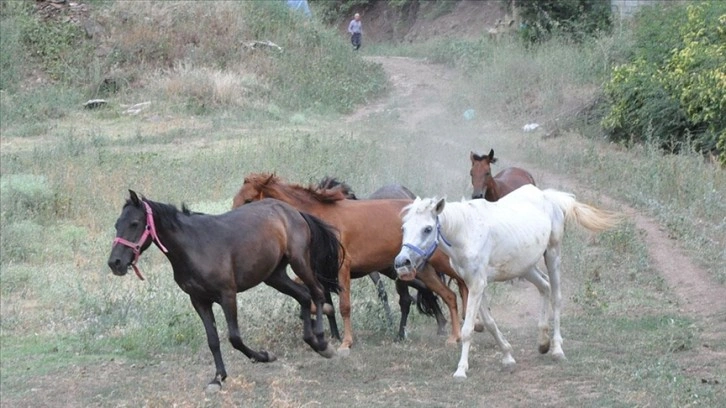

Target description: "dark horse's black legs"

left=191, top=294, right=276, bottom=390
left=190, top=297, right=228, bottom=387
left=265, top=266, right=334, bottom=357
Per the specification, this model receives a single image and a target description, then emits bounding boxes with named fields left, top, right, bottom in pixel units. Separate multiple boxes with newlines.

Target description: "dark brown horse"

left=470, top=149, right=536, bottom=200
left=316, top=177, right=448, bottom=341
left=233, top=174, right=467, bottom=353
left=108, top=190, right=341, bottom=390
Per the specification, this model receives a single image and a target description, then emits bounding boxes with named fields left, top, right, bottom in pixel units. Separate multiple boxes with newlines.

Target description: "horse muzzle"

left=107, top=257, right=131, bottom=276
left=394, top=253, right=417, bottom=281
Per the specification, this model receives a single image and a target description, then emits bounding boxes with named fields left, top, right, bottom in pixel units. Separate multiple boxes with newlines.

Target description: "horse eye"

left=130, top=221, right=139, bottom=228
left=424, top=226, right=433, bottom=234
left=244, top=199, right=253, bottom=204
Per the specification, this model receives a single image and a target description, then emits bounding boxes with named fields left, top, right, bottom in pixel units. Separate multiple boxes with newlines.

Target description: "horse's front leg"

left=190, top=297, right=228, bottom=391
left=394, top=278, right=414, bottom=340
left=477, top=289, right=516, bottom=370
left=419, top=263, right=461, bottom=344
left=454, top=279, right=485, bottom=379
left=338, top=261, right=354, bottom=354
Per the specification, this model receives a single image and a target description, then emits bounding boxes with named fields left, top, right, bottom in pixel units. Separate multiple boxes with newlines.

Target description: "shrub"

left=518, top=0, right=613, bottom=44
left=601, top=1, right=726, bottom=159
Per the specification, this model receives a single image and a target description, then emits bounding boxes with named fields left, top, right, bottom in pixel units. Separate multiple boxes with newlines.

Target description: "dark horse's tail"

left=300, top=212, right=342, bottom=294
left=416, top=284, right=441, bottom=316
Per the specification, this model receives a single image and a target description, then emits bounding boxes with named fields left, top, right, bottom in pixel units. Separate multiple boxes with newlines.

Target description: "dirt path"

left=353, top=55, right=725, bottom=375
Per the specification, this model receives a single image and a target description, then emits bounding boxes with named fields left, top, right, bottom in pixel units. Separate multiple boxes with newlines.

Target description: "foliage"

left=518, top=0, right=613, bottom=43
left=310, top=0, right=374, bottom=24
left=601, top=1, right=726, bottom=160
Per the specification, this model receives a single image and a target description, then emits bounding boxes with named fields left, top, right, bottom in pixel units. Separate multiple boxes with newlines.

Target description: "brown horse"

left=108, top=190, right=341, bottom=390
left=233, top=173, right=467, bottom=353
left=470, top=149, right=536, bottom=200
left=316, top=177, right=450, bottom=341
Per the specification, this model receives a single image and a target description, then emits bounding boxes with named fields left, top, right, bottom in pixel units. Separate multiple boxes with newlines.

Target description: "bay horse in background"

left=470, top=149, right=536, bottom=200
left=317, top=176, right=449, bottom=341
left=233, top=173, right=467, bottom=353
left=108, top=190, right=341, bottom=390
left=394, top=185, right=621, bottom=379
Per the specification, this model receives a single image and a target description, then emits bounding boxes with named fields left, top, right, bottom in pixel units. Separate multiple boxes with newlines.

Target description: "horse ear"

left=434, top=197, right=446, bottom=215
left=470, top=151, right=476, bottom=163
left=488, top=149, right=498, bottom=164
left=129, top=190, right=141, bottom=206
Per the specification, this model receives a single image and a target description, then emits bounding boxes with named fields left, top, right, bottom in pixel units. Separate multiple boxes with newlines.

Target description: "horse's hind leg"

left=190, top=297, right=228, bottom=390
left=544, top=247, right=566, bottom=360
left=370, top=271, right=395, bottom=330
left=219, top=293, right=277, bottom=363
left=323, top=289, right=341, bottom=340
left=266, top=266, right=334, bottom=358
left=523, top=266, right=552, bottom=354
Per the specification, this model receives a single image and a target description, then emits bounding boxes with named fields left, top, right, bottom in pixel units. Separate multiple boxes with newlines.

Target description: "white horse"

left=394, top=184, right=620, bottom=379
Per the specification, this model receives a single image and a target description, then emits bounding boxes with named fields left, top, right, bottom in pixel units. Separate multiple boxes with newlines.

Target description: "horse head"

left=470, top=149, right=497, bottom=199
left=108, top=190, right=163, bottom=279
left=394, top=197, right=447, bottom=281
left=232, top=173, right=277, bottom=208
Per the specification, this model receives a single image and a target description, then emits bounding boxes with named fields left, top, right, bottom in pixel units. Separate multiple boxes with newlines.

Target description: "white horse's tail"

left=543, top=189, right=621, bottom=232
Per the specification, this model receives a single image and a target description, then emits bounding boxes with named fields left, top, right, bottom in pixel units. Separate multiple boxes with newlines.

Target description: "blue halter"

left=402, top=217, right=452, bottom=270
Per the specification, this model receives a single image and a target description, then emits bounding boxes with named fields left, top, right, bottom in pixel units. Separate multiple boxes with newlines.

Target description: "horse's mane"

left=317, top=176, right=358, bottom=200
left=126, top=198, right=195, bottom=230
left=244, top=173, right=348, bottom=204
left=402, top=197, right=470, bottom=240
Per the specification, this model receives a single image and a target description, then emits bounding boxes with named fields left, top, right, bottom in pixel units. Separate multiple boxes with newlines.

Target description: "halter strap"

left=402, top=217, right=451, bottom=271
left=112, top=201, right=168, bottom=280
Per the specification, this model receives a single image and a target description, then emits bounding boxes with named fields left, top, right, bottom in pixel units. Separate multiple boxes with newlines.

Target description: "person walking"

left=348, top=13, right=362, bottom=50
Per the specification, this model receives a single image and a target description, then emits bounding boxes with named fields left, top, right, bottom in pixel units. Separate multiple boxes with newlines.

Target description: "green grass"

left=1, top=2, right=724, bottom=406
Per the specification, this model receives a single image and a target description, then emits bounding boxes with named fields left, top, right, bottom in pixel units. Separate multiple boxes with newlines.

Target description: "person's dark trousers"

left=351, top=33, right=361, bottom=50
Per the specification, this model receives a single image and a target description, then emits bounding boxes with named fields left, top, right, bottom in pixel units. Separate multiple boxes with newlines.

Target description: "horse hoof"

left=453, top=371, right=467, bottom=380
left=322, top=303, right=334, bottom=316
left=538, top=342, right=551, bottom=354
left=445, top=336, right=459, bottom=345
left=258, top=350, right=277, bottom=363
left=317, top=343, right=336, bottom=359
left=552, top=350, right=566, bottom=361
left=205, top=382, right=221, bottom=393
left=337, top=347, right=351, bottom=357
left=474, top=322, right=485, bottom=332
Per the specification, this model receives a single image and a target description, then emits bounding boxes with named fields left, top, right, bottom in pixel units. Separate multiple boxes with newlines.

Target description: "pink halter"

left=112, top=201, right=168, bottom=280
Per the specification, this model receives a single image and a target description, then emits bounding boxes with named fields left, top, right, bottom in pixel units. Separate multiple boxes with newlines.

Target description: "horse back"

left=492, top=167, right=536, bottom=197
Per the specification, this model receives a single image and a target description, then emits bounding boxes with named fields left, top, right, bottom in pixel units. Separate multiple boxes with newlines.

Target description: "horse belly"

left=489, top=230, right=547, bottom=281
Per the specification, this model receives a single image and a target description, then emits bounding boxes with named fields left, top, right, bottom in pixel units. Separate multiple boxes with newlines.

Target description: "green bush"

left=601, top=1, right=726, bottom=159
left=518, top=0, right=613, bottom=43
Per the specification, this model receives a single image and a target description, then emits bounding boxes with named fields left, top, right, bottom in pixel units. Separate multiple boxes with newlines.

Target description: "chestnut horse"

left=470, top=149, right=536, bottom=200
left=233, top=173, right=467, bottom=353
left=108, top=191, right=341, bottom=390
left=316, top=176, right=449, bottom=341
